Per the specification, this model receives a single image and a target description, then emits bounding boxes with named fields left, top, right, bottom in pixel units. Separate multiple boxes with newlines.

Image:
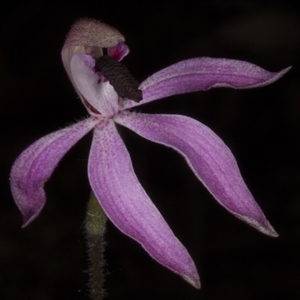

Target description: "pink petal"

left=88, top=119, right=200, bottom=288
left=10, top=117, right=99, bottom=227
left=115, top=111, right=278, bottom=237
left=121, top=58, right=291, bottom=109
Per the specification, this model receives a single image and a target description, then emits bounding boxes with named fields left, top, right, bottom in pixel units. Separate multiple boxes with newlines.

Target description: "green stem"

left=85, top=192, right=107, bottom=300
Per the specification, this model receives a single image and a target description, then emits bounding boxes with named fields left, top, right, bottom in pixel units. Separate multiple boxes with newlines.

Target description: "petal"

left=115, top=111, right=278, bottom=237
left=121, top=58, right=291, bottom=109
left=70, top=53, right=119, bottom=117
left=10, top=117, right=99, bottom=227
left=88, top=119, right=200, bottom=288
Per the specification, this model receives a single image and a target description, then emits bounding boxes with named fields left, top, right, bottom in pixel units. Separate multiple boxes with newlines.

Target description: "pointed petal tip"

left=275, top=66, right=292, bottom=81
left=167, top=252, right=200, bottom=289
left=21, top=220, right=31, bottom=229
left=259, top=223, right=279, bottom=238
left=281, top=66, right=292, bottom=74
left=181, top=273, right=201, bottom=289
left=18, top=203, right=45, bottom=228
left=21, top=214, right=37, bottom=228
left=238, top=214, right=279, bottom=237
left=257, top=223, right=279, bottom=238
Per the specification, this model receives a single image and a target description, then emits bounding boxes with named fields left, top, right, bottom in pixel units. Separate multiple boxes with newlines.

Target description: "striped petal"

left=10, top=117, right=99, bottom=227
left=115, top=111, right=278, bottom=237
left=88, top=119, right=200, bottom=288
left=121, top=58, right=291, bottom=109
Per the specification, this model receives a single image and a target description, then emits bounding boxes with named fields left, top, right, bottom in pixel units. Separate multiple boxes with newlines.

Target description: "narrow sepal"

left=115, top=111, right=278, bottom=237
left=10, top=117, right=99, bottom=226
left=121, top=58, right=291, bottom=109
left=88, top=119, right=200, bottom=288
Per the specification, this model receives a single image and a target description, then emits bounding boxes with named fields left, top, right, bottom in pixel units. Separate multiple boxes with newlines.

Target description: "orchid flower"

left=10, top=19, right=290, bottom=289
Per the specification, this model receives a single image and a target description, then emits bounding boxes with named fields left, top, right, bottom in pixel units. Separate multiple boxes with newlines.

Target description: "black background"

left=1, top=0, right=299, bottom=299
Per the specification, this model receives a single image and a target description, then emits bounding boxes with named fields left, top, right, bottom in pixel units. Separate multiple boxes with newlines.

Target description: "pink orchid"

left=10, top=19, right=290, bottom=289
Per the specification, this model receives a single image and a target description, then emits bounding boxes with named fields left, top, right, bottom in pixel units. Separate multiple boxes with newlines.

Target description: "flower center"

left=95, top=55, right=143, bottom=102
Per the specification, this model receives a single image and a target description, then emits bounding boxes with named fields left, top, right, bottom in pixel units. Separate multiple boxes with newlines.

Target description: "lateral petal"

left=10, top=117, right=99, bottom=227
left=88, top=119, right=200, bottom=288
left=115, top=111, right=278, bottom=237
left=121, top=58, right=290, bottom=109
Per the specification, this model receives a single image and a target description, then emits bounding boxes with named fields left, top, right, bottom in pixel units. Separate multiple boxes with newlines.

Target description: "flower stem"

left=85, top=192, right=107, bottom=300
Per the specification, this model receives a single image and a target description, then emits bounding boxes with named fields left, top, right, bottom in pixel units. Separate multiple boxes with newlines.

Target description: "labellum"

left=95, top=55, right=143, bottom=102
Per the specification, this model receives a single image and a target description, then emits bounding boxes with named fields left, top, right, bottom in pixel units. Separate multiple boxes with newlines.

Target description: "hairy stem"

left=85, top=192, right=107, bottom=300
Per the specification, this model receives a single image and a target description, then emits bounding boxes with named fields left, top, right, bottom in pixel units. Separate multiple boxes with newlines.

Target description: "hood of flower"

left=61, top=19, right=128, bottom=118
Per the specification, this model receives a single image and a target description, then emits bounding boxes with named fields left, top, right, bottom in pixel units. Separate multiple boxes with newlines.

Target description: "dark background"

left=1, top=0, right=299, bottom=299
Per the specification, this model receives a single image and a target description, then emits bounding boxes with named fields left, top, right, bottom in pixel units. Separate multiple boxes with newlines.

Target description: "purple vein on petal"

left=10, top=117, right=99, bottom=227
left=114, top=111, right=278, bottom=237
left=121, top=58, right=291, bottom=109
left=88, top=119, right=200, bottom=288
